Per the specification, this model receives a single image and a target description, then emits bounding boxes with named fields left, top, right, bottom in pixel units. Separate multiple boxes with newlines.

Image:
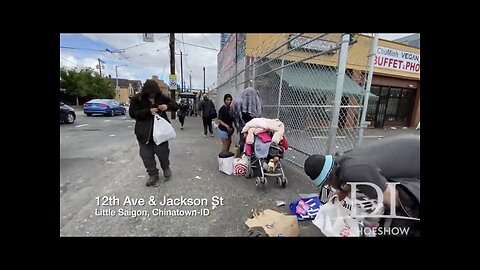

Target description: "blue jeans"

left=217, top=129, right=229, bottom=139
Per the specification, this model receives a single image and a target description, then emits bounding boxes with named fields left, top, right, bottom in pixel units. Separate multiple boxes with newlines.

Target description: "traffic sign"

left=169, top=74, right=177, bottom=90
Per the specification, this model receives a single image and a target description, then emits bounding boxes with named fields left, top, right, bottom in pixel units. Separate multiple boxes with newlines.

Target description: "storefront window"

left=366, top=85, right=416, bottom=128
left=385, top=87, right=401, bottom=122
left=397, top=89, right=414, bottom=123
left=366, top=86, right=380, bottom=121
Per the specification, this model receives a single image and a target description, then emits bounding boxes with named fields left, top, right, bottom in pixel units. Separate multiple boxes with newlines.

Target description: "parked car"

left=120, top=102, right=129, bottom=110
left=60, top=102, right=76, bottom=124
left=83, top=99, right=126, bottom=116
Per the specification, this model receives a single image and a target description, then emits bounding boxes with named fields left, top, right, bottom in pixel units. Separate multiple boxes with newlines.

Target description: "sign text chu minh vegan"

left=374, top=46, right=420, bottom=74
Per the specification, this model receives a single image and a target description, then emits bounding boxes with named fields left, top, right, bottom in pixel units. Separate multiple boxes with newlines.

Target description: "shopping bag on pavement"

left=245, top=209, right=299, bottom=237
left=233, top=154, right=248, bottom=176
left=153, top=114, right=176, bottom=145
left=289, top=196, right=322, bottom=220
left=218, top=156, right=234, bottom=175
left=312, top=195, right=362, bottom=237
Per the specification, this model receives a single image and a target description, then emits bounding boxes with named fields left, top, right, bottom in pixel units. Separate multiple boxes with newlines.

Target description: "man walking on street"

left=177, top=99, right=189, bottom=130
left=129, top=80, right=179, bottom=187
left=198, top=94, right=216, bottom=137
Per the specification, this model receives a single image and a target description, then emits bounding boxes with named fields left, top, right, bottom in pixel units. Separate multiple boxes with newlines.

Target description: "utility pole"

left=115, top=64, right=127, bottom=92
left=189, top=73, right=192, bottom=92
left=97, top=58, right=105, bottom=77
left=357, top=34, right=379, bottom=147
left=327, top=33, right=350, bottom=155
left=169, top=33, right=176, bottom=119
left=203, top=67, right=205, bottom=94
left=180, top=51, right=184, bottom=93
left=235, top=33, right=238, bottom=92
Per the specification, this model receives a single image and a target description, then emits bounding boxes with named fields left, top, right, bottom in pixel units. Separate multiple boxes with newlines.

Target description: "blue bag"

left=289, top=196, right=322, bottom=221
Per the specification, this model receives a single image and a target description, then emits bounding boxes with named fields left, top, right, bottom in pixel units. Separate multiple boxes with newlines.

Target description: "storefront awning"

left=274, top=65, right=378, bottom=99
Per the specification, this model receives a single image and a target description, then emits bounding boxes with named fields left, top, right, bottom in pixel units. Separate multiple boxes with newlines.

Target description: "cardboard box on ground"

left=245, top=209, right=300, bottom=237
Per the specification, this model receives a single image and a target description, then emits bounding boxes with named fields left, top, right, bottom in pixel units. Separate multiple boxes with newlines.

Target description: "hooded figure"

left=231, top=87, right=262, bottom=132
left=177, top=99, right=189, bottom=129
left=129, top=80, right=179, bottom=187
left=197, top=94, right=216, bottom=137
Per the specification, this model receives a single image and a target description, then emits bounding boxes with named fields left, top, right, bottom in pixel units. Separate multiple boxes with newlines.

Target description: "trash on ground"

left=289, top=196, right=322, bottom=220
left=275, top=200, right=286, bottom=207
left=299, top=193, right=319, bottom=198
left=245, top=209, right=299, bottom=237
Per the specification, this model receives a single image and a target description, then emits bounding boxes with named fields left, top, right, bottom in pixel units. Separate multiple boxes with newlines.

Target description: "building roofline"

left=359, top=33, right=420, bottom=50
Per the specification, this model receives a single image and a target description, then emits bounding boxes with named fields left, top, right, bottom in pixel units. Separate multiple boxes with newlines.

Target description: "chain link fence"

left=216, top=33, right=375, bottom=172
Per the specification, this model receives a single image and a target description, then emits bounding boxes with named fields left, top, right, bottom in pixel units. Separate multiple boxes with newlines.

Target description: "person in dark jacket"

left=129, top=80, right=179, bottom=187
left=217, top=94, right=234, bottom=152
left=198, top=94, right=216, bottom=137
left=304, top=134, right=419, bottom=205
left=177, top=99, right=189, bottom=130
left=304, top=134, right=420, bottom=236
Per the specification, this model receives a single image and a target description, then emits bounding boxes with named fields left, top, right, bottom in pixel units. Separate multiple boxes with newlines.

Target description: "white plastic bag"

left=153, top=114, right=176, bottom=145
left=312, top=195, right=361, bottom=237
left=218, top=156, right=234, bottom=175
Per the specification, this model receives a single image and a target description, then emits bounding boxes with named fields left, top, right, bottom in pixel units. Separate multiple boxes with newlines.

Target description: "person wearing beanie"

left=129, top=79, right=179, bottom=187
left=198, top=94, right=216, bottom=137
left=304, top=134, right=420, bottom=208
left=177, top=99, right=189, bottom=130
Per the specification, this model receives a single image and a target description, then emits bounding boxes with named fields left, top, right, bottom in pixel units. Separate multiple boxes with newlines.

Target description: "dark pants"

left=139, top=141, right=170, bottom=176
left=179, top=115, right=185, bottom=127
left=203, top=117, right=213, bottom=135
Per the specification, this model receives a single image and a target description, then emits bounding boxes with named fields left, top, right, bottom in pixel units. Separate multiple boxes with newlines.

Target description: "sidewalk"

left=61, top=112, right=421, bottom=236
left=61, top=115, right=324, bottom=236
left=165, top=116, right=324, bottom=236
left=363, top=126, right=420, bottom=138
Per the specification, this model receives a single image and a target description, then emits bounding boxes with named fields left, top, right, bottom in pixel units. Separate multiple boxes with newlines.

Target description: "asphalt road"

left=60, top=111, right=324, bottom=236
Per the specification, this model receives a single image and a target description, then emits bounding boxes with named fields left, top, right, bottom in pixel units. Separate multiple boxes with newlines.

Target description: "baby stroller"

left=231, top=87, right=288, bottom=188
left=242, top=130, right=289, bottom=189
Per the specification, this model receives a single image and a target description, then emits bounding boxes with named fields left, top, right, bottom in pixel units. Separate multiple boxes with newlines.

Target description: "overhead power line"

left=175, top=38, right=219, bottom=51
left=60, top=56, right=83, bottom=68
left=120, top=46, right=169, bottom=60
left=60, top=46, right=107, bottom=52
left=119, top=42, right=148, bottom=51
left=97, top=34, right=170, bottom=52
left=202, top=33, right=216, bottom=49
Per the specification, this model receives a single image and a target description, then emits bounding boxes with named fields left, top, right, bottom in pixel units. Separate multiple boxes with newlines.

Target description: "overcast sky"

left=60, top=33, right=415, bottom=89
